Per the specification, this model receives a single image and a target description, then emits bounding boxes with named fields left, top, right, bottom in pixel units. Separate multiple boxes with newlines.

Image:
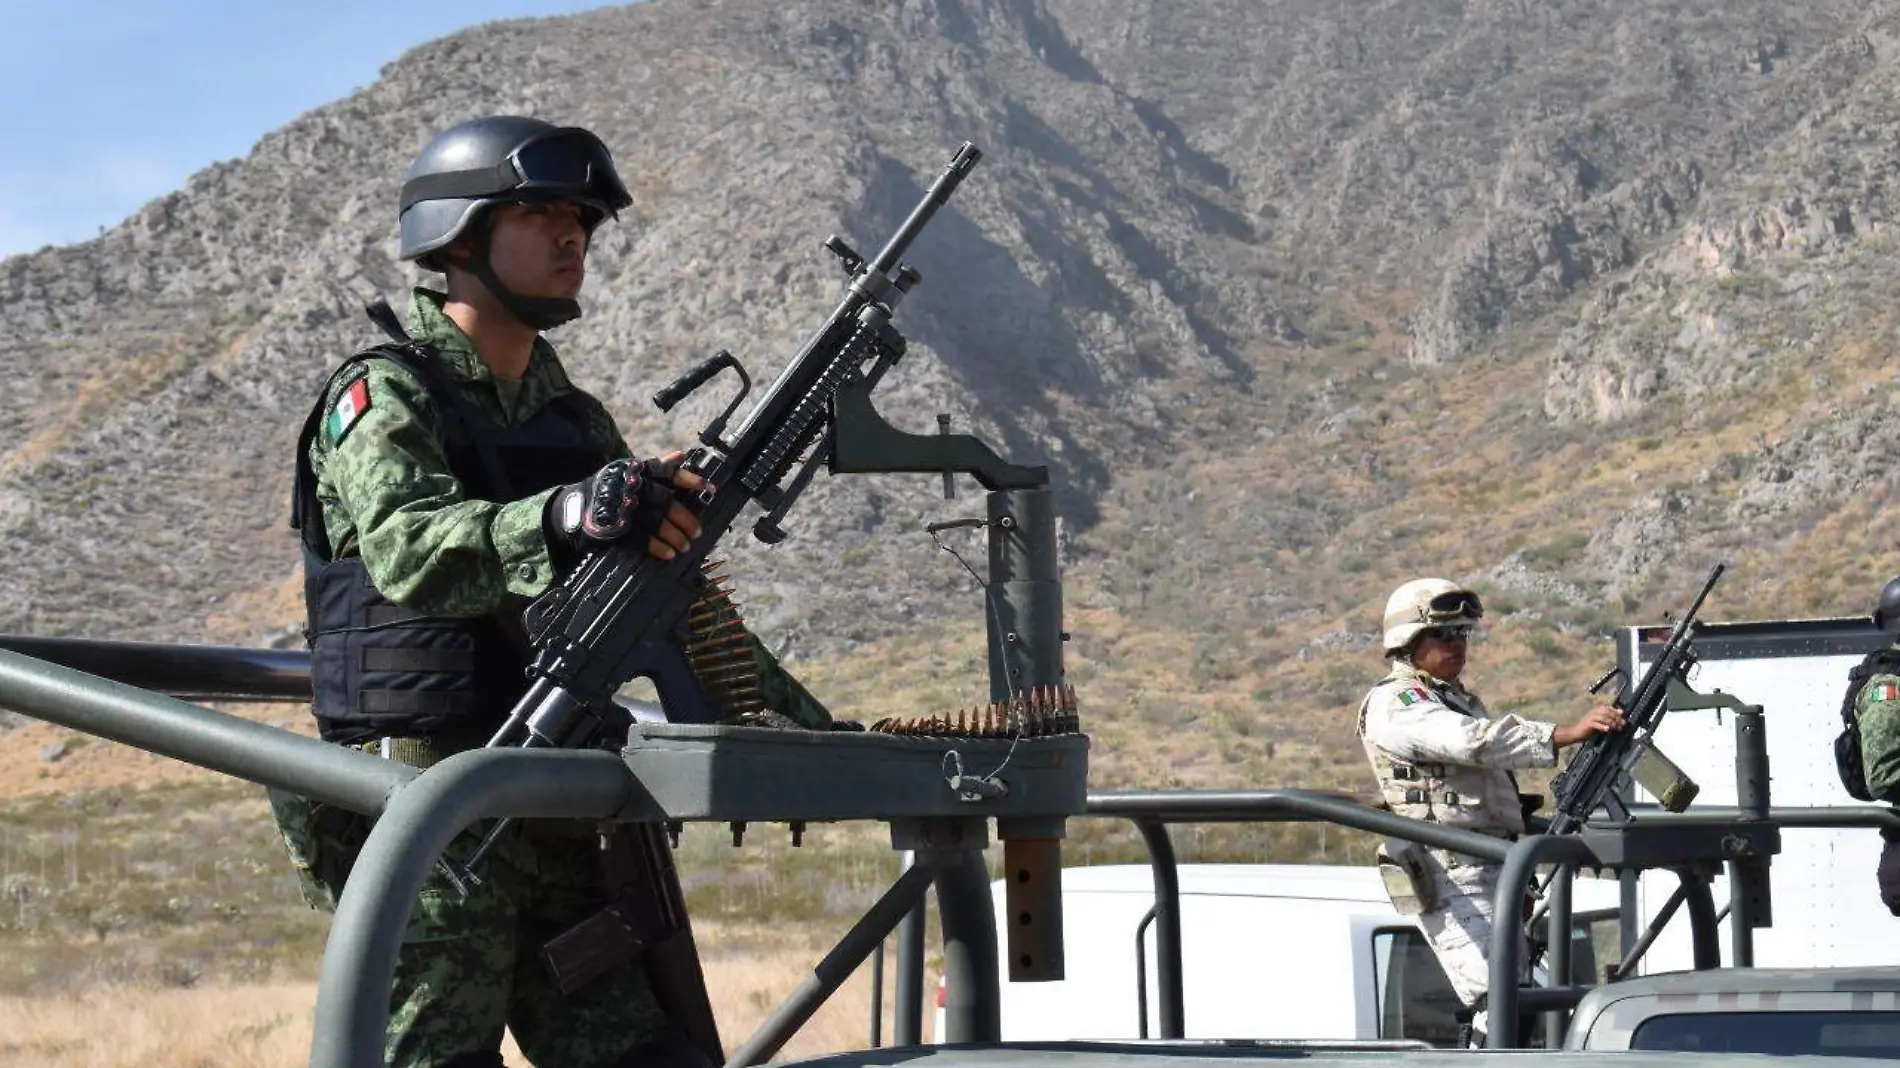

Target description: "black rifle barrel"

left=725, top=143, right=980, bottom=454
left=1623, top=562, right=1724, bottom=717
left=1547, top=563, right=1724, bottom=835
left=862, top=142, right=980, bottom=280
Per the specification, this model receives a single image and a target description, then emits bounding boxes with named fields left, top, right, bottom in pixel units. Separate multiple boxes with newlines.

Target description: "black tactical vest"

left=1837, top=645, right=1900, bottom=803
left=290, top=341, right=608, bottom=744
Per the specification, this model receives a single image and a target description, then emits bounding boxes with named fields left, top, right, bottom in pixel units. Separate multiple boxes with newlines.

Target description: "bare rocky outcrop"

left=5, top=0, right=1900, bottom=676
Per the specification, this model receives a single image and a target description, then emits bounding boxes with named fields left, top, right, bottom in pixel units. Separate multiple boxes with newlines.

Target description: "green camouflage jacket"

left=307, top=287, right=830, bottom=728
left=1856, top=652, right=1900, bottom=802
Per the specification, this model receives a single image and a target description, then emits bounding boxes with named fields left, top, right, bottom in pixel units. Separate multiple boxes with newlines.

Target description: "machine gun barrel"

left=446, top=143, right=983, bottom=885
left=1546, top=564, right=1724, bottom=836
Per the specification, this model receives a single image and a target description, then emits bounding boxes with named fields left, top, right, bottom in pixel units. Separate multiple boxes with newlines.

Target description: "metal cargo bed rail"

left=1083, top=789, right=1512, bottom=1042
left=0, top=638, right=1085, bottom=1067
left=0, top=644, right=651, bottom=1066
left=12, top=636, right=1899, bottom=1056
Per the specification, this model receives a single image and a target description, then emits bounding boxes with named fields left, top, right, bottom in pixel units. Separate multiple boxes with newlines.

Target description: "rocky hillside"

left=4, top=0, right=1899, bottom=791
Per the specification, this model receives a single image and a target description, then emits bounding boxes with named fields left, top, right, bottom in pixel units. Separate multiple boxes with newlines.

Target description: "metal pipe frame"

left=1483, top=847, right=1722, bottom=1050
left=892, top=853, right=926, bottom=1046
left=1612, top=881, right=1689, bottom=981
left=934, top=849, right=1002, bottom=1043
left=1484, top=835, right=1596, bottom=1048
left=18, top=640, right=1900, bottom=1055
left=1543, top=865, right=1574, bottom=1049
left=1134, top=903, right=1159, bottom=1039
left=309, top=748, right=639, bottom=1068
left=1680, top=866, right=1722, bottom=970
left=0, top=647, right=409, bottom=813
left=1095, top=791, right=1514, bottom=1044
left=0, top=635, right=312, bottom=701
left=868, top=937, right=885, bottom=1048
left=1134, top=819, right=1185, bottom=1039
left=1088, top=791, right=1518, bottom=858
left=727, top=859, right=943, bottom=1067
left=1640, top=806, right=1900, bottom=832
left=0, top=643, right=1000, bottom=1062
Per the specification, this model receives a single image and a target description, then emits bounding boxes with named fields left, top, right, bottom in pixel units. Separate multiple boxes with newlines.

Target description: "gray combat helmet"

left=397, top=116, right=632, bottom=329
left=1876, top=577, right=1900, bottom=632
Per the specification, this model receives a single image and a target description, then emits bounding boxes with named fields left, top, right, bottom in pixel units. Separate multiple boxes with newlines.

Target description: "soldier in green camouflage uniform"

left=1847, top=577, right=1900, bottom=916
left=273, top=116, right=828, bottom=1068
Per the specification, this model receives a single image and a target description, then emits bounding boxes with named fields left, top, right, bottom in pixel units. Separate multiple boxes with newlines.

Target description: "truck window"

left=1371, top=927, right=1462, bottom=1047
left=1561, top=907, right=1620, bottom=985
left=1630, top=1011, right=1900, bottom=1056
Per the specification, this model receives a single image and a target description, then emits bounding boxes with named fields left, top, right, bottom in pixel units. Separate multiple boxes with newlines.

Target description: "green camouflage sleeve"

left=1857, top=674, right=1900, bottom=800
left=311, top=359, right=559, bottom=617
left=752, top=636, right=835, bottom=728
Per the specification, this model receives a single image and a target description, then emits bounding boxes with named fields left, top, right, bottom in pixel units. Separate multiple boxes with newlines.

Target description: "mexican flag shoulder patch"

left=1875, top=680, right=1899, bottom=703
left=327, top=376, right=371, bottom=444
left=1395, top=687, right=1432, bottom=707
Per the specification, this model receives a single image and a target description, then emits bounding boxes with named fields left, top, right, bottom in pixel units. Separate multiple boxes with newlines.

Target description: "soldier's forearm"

left=356, top=492, right=559, bottom=616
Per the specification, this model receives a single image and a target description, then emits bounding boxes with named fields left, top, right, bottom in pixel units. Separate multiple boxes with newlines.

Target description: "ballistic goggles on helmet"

left=1422, top=590, right=1483, bottom=622
left=399, top=127, right=633, bottom=219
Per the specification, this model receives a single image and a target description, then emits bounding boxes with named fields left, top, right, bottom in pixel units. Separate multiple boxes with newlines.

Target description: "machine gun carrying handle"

left=654, top=350, right=746, bottom=413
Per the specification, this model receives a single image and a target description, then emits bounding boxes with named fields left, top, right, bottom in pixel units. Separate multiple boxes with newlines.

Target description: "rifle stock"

left=1546, top=564, right=1724, bottom=835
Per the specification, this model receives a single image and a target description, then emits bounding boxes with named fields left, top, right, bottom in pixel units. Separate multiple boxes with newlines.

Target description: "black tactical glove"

left=545, top=457, right=683, bottom=563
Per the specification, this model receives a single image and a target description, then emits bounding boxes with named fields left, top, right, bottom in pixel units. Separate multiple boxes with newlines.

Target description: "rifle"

left=1545, top=564, right=1724, bottom=836
left=438, top=141, right=982, bottom=883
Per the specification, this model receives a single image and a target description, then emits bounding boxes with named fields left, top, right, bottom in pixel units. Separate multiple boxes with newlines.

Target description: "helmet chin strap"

left=464, top=254, right=582, bottom=331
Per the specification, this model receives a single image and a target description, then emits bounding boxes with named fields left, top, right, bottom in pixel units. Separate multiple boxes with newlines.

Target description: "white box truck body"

left=966, top=862, right=1621, bottom=1044
left=1619, top=616, right=1900, bottom=974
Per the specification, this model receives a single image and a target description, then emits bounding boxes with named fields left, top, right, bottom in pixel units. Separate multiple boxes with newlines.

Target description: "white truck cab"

left=956, top=862, right=1621, bottom=1045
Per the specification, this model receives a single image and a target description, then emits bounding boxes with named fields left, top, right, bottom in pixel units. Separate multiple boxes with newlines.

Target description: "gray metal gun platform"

left=620, top=723, right=1088, bottom=822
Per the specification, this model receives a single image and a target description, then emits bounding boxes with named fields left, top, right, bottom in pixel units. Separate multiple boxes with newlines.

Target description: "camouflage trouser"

left=1416, top=855, right=1529, bottom=1015
left=268, top=788, right=673, bottom=1068
left=1880, top=834, right=1900, bottom=916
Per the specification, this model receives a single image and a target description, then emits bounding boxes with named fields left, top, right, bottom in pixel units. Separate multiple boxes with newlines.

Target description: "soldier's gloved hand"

left=547, top=452, right=708, bottom=563
left=1554, top=704, right=1626, bottom=748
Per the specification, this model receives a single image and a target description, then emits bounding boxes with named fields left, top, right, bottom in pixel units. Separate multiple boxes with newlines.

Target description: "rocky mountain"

left=4, top=0, right=1899, bottom=789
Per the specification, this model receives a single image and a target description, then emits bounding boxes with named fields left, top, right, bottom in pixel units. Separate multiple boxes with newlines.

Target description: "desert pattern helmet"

left=1382, top=578, right=1484, bottom=653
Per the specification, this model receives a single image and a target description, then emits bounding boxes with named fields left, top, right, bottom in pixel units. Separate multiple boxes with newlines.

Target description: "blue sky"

left=0, top=0, right=625, bottom=259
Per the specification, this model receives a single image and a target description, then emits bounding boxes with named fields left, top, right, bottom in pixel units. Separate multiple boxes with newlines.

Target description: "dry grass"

left=0, top=921, right=923, bottom=1067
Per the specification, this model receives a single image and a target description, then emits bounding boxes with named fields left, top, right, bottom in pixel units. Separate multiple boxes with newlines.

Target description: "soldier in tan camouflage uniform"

left=1358, top=578, right=1623, bottom=1044
left=272, top=115, right=827, bottom=1068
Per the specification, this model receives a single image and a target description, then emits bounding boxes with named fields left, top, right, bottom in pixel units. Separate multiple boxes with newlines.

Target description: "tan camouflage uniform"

left=1359, top=660, right=1557, bottom=1018
left=274, top=287, right=826, bottom=1067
